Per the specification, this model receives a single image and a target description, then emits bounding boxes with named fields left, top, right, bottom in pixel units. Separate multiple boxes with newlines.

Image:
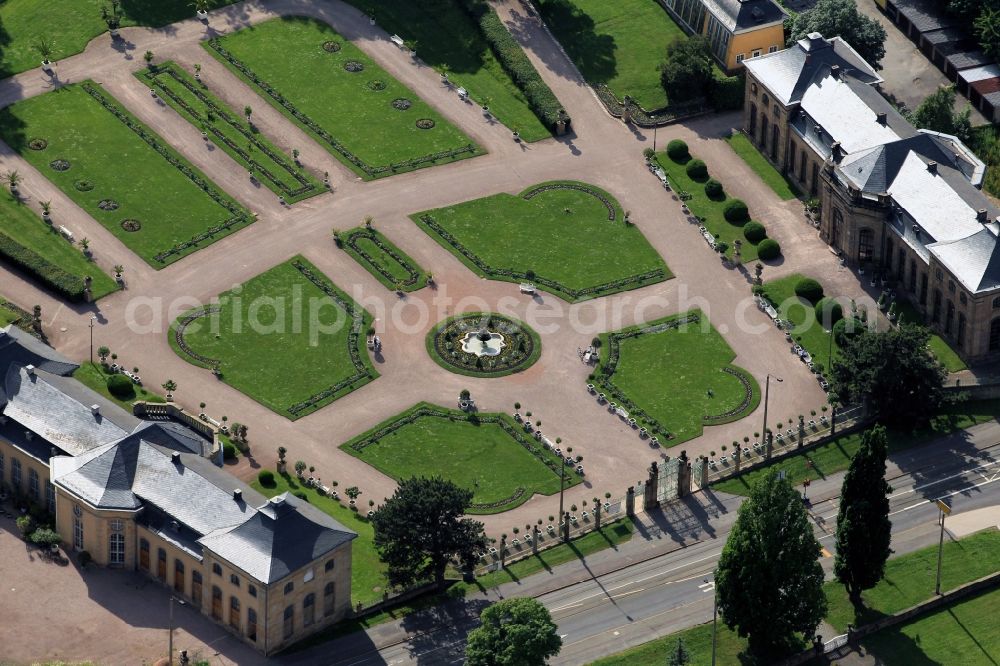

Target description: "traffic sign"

left=936, top=499, right=952, bottom=515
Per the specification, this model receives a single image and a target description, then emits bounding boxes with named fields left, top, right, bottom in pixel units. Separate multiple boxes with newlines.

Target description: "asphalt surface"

left=311, top=427, right=1000, bottom=666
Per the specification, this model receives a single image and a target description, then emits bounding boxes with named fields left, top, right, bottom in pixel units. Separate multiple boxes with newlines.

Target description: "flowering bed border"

left=522, top=182, right=616, bottom=221
left=702, top=367, right=755, bottom=425
left=427, top=313, right=538, bottom=376
left=594, top=84, right=710, bottom=128
left=172, top=306, right=222, bottom=368
left=342, top=227, right=426, bottom=291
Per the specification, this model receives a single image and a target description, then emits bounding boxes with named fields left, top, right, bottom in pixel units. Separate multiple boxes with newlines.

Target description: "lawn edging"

left=425, top=312, right=542, bottom=378
left=338, top=226, right=428, bottom=292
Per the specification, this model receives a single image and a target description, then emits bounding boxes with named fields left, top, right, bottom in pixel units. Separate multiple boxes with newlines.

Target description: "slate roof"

left=928, top=228, right=1000, bottom=292
left=0, top=325, right=77, bottom=380
left=893, top=0, right=959, bottom=34
left=200, top=493, right=356, bottom=583
left=701, top=0, right=786, bottom=32
left=743, top=33, right=880, bottom=106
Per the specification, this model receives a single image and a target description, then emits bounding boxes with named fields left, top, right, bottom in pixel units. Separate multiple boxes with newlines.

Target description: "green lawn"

left=655, top=151, right=765, bottom=262
left=73, top=362, right=166, bottom=411
left=825, top=528, right=1000, bottom=632
left=895, top=300, right=967, bottom=373
left=1, top=83, right=250, bottom=267
left=589, top=620, right=747, bottom=666
left=726, top=132, right=799, bottom=201
left=596, top=311, right=760, bottom=445
left=0, top=0, right=238, bottom=77
left=206, top=17, right=481, bottom=180
left=760, top=273, right=841, bottom=376
left=0, top=306, right=19, bottom=327
left=414, top=181, right=670, bottom=301
left=169, top=256, right=377, bottom=420
left=138, top=62, right=323, bottom=204
left=713, top=400, right=1000, bottom=495
left=535, top=0, right=684, bottom=110
left=864, top=586, right=1000, bottom=664
left=341, top=0, right=549, bottom=142
left=339, top=226, right=428, bottom=292
left=340, top=403, right=578, bottom=514
left=0, top=191, right=117, bottom=300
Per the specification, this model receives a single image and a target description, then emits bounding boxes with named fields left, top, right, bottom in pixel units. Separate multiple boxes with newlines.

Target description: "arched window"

left=748, top=103, right=758, bottom=138
left=945, top=300, right=955, bottom=334
left=761, top=115, right=770, bottom=150
left=157, top=548, right=167, bottom=582
left=192, top=571, right=203, bottom=606
left=992, top=296, right=1000, bottom=309
left=283, top=605, right=294, bottom=639
left=858, top=228, right=875, bottom=262
left=108, top=532, right=125, bottom=566
left=303, top=593, right=316, bottom=627
left=958, top=313, right=967, bottom=348
left=991, top=318, right=1000, bottom=351
left=28, top=468, right=39, bottom=500
left=324, top=582, right=336, bottom=617
left=771, top=123, right=779, bottom=160
left=762, top=93, right=770, bottom=106
left=831, top=208, right=844, bottom=249
left=229, top=596, right=240, bottom=630
left=325, top=559, right=335, bottom=572
left=212, top=586, right=223, bottom=621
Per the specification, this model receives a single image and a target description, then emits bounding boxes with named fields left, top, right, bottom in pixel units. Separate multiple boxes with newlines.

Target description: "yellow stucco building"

left=659, top=0, right=788, bottom=72
left=0, top=325, right=356, bottom=655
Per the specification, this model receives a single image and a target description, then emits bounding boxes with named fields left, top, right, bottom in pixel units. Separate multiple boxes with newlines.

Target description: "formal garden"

left=169, top=256, right=377, bottom=419
left=426, top=312, right=541, bottom=377
left=593, top=310, right=760, bottom=444
left=206, top=17, right=482, bottom=179
left=337, top=224, right=429, bottom=292
left=655, top=140, right=780, bottom=263
left=1, top=83, right=251, bottom=267
left=340, top=402, right=579, bottom=514
left=0, top=190, right=117, bottom=301
left=414, top=181, right=670, bottom=301
left=138, top=61, right=323, bottom=204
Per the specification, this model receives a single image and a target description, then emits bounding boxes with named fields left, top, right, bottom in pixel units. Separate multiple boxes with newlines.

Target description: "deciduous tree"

left=790, top=0, right=887, bottom=69
left=660, top=37, right=714, bottom=103
left=910, top=85, right=972, bottom=141
left=465, top=598, right=562, bottom=666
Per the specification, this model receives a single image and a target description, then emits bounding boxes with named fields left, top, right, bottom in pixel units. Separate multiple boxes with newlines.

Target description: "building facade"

left=743, top=34, right=1000, bottom=362
left=660, top=0, right=787, bottom=73
left=0, top=326, right=356, bottom=655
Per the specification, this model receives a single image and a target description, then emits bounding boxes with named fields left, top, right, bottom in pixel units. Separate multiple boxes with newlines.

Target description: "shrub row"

left=344, top=228, right=422, bottom=288
left=467, top=6, right=568, bottom=131
left=0, top=232, right=85, bottom=301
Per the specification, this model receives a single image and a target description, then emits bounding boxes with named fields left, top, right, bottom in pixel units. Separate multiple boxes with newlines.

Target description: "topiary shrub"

left=257, top=469, right=276, bottom=488
left=794, top=277, right=824, bottom=303
left=723, top=199, right=749, bottom=224
left=815, top=298, right=844, bottom=328
left=757, top=238, right=781, bottom=260
left=834, top=317, right=865, bottom=346
left=685, top=159, right=708, bottom=181
left=666, top=139, right=689, bottom=161
left=704, top=178, right=724, bottom=199
left=106, top=373, right=134, bottom=399
left=223, top=440, right=238, bottom=461
left=743, top=221, right=766, bottom=243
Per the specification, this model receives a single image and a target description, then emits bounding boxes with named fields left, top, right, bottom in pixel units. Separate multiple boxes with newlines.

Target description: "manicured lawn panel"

left=726, top=131, right=799, bottom=201
left=760, top=273, right=840, bottom=375
left=341, top=0, right=550, bottom=142
left=655, top=151, right=762, bottom=262
left=170, top=256, right=377, bottom=420
left=73, top=362, right=166, bottom=411
left=863, top=586, right=1000, bottom=664
left=339, top=227, right=428, bottom=292
left=534, top=0, right=685, bottom=110
left=1, top=83, right=250, bottom=267
left=0, top=192, right=117, bottom=300
left=339, top=403, right=579, bottom=514
left=895, top=300, right=967, bottom=373
left=589, top=620, right=747, bottom=666
left=413, top=180, right=670, bottom=302
left=824, top=528, right=1000, bottom=632
left=0, top=304, right=20, bottom=327
left=596, top=311, right=760, bottom=445
left=713, top=400, right=1000, bottom=495
left=138, top=62, right=323, bottom=204
left=206, top=17, right=481, bottom=179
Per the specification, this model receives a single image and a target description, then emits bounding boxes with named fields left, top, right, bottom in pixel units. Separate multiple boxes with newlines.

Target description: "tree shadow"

left=398, top=595, right=491, bottom=664
left=510, top=0, right=617, bottom=86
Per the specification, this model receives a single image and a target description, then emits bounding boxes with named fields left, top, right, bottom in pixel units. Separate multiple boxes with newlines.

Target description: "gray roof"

left=744, top=33, right=880, bottom=106
left=200, top=493, right=356, bottom=583
left=0, top=325, right=77, bottom=380
left=701, top=0, right=786, bottom=32
left=928, top=228, right=1000, bottom=292
left=946, top=48, right=994, bottom=72
left=893, top=0, right=959, bottom=34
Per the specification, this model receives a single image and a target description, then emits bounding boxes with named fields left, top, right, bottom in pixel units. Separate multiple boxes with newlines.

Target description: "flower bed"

left=426, top=313, right=540, bottom=377
left=340, top=227, right=428, bottom=292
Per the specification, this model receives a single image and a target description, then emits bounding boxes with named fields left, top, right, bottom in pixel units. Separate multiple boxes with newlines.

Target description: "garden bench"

left=390, top=34, right=405, bottom=48
left=457, top=87, right=469, bottom=100
left=59, top=225, right=74, bottom=241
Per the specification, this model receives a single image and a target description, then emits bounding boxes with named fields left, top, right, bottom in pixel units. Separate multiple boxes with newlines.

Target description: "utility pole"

left=761, top=374, right=783, bottom=458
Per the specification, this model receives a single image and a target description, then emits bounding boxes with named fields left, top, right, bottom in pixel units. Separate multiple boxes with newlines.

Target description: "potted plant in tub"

left=35, top=37, right=55, bottom=74
left=102, top=1, right=123, bottom=38
left=40, top=200, right=52, bottom=223
left=193, top=0, right=210, bottom=22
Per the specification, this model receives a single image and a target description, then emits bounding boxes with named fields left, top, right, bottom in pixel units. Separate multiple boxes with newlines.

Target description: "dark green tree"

left=371, top=476, right=488, bottom=588
left=975, top=4, right=1000, bottom=60
left=790, top=0, right=887, bottom=69
left=716, top=474, right=827, bottom=659
left=465, top=598, right=562, bottom=666
left=834, top=426, right=893, bottom=605
left=667, top=637, right=691, bottom=666
left=830, top=324, right=946, bottom=425
left=910, top=85, right=972, bottom=141
left=948, top=0, right=988, bottom=22
left=660, top=36, right=714, bottom=103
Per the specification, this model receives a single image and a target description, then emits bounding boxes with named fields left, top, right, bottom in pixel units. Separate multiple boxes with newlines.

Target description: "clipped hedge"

left=704, top=178, right=724, bottom=199
left=757, top=238, right=781, bottom=260
left=794, top=277, right=824, bottom=303
left=0, top=232, right=85, bottom=301
left=223, top=440, right=239, bottom=461
left=258, top=469, right=276, bottom=488
left=667, top=139, right=689, bottom=160
left=710, top=74, right=745, bottom=111
left=815, top=298, right=844, bottom=327
left=686, top=158, right=708, bottom=180
left=469, top=5, right=567, bottom=132
left=743, top=221, right=766, bottom=243
left=723, top=199, right=749, bottom=224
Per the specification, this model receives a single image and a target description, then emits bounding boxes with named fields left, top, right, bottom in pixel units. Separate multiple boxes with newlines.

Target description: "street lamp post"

left=558, top=462, right=567, bottom=542
left=653, top=124, right=658, bottom=152
left=88, top=315, right=97, bottom=365
left=762, top=374, right=783, bottom=459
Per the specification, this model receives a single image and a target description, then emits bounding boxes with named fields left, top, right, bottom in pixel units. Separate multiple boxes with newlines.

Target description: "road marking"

left=888, top=458, right=1000, bottom=500
left=821, top=547, right=832, bottom=558
left=889, top=474, right=1000, bottom=517
left=699, top=581, right=715, bottom=592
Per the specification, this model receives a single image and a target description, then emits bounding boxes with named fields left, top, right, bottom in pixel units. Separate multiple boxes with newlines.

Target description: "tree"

left=975, top=5, right=1000, bottom=61
left=143, top=50, right=154, bottom=66
left=834, top=426, right=893, bottom=605
left=790, top=0, right=887, bottom=69
left=465, top=598, right=561, bottom=666
left=910, top=86, right=972, bottom=141
left=830, top=324, right=946, bottom=425
left=667, top=637, right=691, bottom=666
left=34, top=37, right=55, bottom=63
left=294, top=460, right=307, bottom=476
left=101, top=1, right=123, bottom=30
left=371, top=476, right=488, bottom=588
left=97, top=346, right=111, bottom=363
left=660, top=36, right=714, bottom=103
left=161, top=379, right=177, bottom=394
left=716, top=473, right=827, bottom=659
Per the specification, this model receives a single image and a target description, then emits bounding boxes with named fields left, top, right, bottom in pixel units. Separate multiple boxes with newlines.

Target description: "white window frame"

left=752, top=49, right=762, bottom=58
left=109, top=532, right=125, bottom=565
left=73, top=517, right=84, bottom=550
left=736, top=53, right=745, bottom=64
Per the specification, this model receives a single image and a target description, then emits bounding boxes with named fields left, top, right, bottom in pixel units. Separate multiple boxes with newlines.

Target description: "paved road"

left=314, top=423, right=1000, bottom=666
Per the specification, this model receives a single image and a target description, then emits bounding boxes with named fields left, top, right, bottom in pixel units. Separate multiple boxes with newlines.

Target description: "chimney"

left=831, top=65, right=840, bottom=79
left=831, top=141, right=842, bottom=162
left=233, top=489, right=243, bottom=502
left=25, top=364, right=35, bottom=376
left=928, top=161, right=938, bottom=174
left=171, top=520, right=180, bottom=532
left=978, top=208, right=989, bottom=223
left=171, top=451, right=181, bottom=464
left=876, top=111, right=887, bottom=125
left=91, top=404, right=100, bottom=416
left=51, top=447, right=58, bottom=458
